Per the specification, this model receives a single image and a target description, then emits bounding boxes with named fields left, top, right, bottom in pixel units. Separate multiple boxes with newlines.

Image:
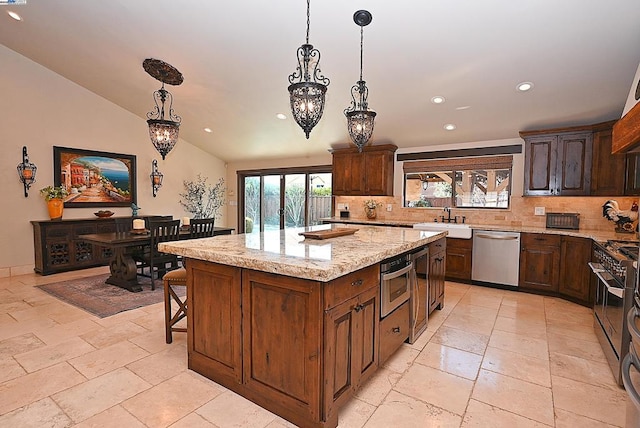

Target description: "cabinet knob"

left=351, top=279, right=363, bottom=287
left=354, top=304, right=364, bottom=312
left=392, top=327, right=401, bottom=333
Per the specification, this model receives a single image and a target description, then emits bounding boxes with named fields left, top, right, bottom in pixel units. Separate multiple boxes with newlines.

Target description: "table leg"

left=106, top=246, right=143, bottom=292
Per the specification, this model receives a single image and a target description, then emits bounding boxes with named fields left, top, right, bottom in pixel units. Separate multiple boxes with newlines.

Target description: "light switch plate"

left=386, top=204, right=393, bottom=212
left=534, top=207, right=545, bottom=216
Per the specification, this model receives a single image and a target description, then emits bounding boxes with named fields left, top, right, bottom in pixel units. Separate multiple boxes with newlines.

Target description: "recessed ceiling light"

left=276, top=113, right=287, bottom=120
left=431, top=96, right=445, bottom=104
left=203, top=128, right=212, bottom=133
left=455, top=106, right=471, bottom=110
left=7, top=11, right=22, bottom=21
left=444, top=124, right=456, bottom=131
left=516, top=81, right=534, bottom=92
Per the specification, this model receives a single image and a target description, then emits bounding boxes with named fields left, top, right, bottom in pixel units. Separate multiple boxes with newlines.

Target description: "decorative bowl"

left=94, top=210, right=114, bottom=218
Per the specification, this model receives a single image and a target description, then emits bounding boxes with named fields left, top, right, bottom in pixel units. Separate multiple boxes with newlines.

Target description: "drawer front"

left=521, top=233, right=561, bottom=247
left=429, top=237, right=446, bottom=253
left=379, top=301, right=409, bottom=364
left=324, top=264, right=379, bottom=309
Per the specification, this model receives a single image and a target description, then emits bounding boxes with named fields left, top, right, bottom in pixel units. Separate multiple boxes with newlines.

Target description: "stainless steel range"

left=590, top=239, right=638, bottom=386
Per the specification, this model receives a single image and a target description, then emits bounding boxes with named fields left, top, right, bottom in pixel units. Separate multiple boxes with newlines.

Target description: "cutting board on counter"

left=299, top=228, right=358, bottom=240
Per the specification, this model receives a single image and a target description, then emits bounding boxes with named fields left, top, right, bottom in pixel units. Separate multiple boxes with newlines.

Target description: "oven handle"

left=622, top=350, right=640, bottom=410
left=589, top=263, right=624, bottom=299
left=628, top=306, right=640, bottom=341
left=381, top=263, right=413, bottom=281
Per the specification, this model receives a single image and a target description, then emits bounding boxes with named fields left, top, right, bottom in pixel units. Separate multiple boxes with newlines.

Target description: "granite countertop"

left=159, top=224, right=446, bottom=282
left=320, top=217, right=635, bottom=243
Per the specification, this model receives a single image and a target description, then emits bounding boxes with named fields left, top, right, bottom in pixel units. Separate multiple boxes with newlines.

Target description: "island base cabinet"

left=324, top=286, right=378, bottom=422
left=242, top=269, right=324, bottom=427
left=428, top=238, right=446, bottom=314
left=187, top=260, right=243, bottom=389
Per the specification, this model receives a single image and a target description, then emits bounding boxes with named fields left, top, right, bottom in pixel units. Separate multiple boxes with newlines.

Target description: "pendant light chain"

left=359, top=25, right=364, bottom=82
left=305, top=0, right=310, bottom=44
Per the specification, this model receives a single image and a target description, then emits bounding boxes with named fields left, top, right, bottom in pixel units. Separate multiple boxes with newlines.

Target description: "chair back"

left=190, top=218, right=215, bottom=239
left=149, top=219, right=181, bottom=257
left=114, top=218, right=131, bottom=233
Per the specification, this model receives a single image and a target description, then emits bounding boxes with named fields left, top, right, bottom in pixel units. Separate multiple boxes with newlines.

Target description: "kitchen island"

left=159, top=224, right=444, bottom=428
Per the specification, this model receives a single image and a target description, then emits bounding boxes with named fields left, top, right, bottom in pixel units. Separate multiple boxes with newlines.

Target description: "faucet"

left=440, top=206, right=453, bottom=223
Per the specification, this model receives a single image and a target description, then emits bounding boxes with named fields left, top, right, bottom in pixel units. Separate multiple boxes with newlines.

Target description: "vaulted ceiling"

left=2, top=0, right=639, bottom=162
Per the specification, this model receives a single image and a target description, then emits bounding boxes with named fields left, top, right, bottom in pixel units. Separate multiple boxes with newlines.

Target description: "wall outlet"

left=534, top=206, right=545, bottom=216
left=344, top=204, right=349, bottom=211
left=386, top=204, right=393, bottom=212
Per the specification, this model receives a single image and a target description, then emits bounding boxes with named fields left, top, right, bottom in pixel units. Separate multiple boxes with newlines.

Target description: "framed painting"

left=53, top=146, right=137, bottom=208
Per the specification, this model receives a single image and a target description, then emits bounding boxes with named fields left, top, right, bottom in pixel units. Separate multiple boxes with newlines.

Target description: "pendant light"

left=143, top=58, right=183, bottom=160
left=344, top=10, right=376, bottom=152
left=288, top=0, right=330, bottom=139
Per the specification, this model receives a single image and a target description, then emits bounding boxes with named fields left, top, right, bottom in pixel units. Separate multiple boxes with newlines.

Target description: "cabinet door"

left=242, top=270, right=322, bottom=422
left=559, top=236, right=592, bottom=303
left=43, top=224, right=73, bottom=272
left=625, top=153, right=640, bottom=196
left=324, top=286, right=378, bottom=420
left=556, top=133, right=592, bottom=195
left=364, top=150, right=393, bottom=195
left=332, top=152, right=364, bottom=196
left=445, top=238, right=472, bottom=281
left=188, top=261, right=243, bottom=387
left=519, top=234, right=560, bottom=292
left=591, top=127, right=625, bottom=196
left=524, top=135, right=557, bottom=196
left=428, top=240, right=446, bottom=314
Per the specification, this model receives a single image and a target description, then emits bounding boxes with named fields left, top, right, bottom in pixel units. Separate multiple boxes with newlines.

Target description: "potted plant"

left=40, top=185, right=69, bottom=220
left=363, top=199, right=381, bottom=219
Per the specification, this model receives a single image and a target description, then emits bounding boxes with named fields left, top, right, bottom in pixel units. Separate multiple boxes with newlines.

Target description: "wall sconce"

left=17, top=146, right=37, bottom=197
left=150, top=159, right=163, bottom=197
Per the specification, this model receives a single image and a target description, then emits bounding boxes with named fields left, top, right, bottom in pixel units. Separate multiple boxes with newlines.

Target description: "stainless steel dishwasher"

left=471, top=230, right=521, bottom=287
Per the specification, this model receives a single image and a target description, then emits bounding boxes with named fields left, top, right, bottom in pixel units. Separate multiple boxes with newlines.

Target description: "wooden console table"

left=31, top=217, right=234, bottom=275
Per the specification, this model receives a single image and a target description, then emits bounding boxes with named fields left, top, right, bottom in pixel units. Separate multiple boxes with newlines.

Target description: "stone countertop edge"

left=319, top=217, right=634, bottom=243
left=159, top=225, right=446, bottom=282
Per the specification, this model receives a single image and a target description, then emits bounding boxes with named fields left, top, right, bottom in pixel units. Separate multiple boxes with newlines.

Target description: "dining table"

left=80, top=226, right=234, bottom=292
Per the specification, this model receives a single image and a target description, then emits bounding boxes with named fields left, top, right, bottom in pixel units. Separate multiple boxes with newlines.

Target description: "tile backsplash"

left=335, top=195, right=639, bottom=232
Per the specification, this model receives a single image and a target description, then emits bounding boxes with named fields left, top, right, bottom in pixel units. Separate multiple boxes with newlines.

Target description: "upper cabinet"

left=521, top=121, right=639, bottom=196
left=332, top=144, right=397, bottom=196
left=521, top=131, right=592, bottom=196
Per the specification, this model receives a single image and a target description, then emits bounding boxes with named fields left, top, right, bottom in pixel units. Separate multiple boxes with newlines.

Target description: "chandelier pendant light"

left=288, top=0, right=330, bottom=139
left=143, top=58, right=183, bottom=160
left=344, top=10, right=376, bottom=152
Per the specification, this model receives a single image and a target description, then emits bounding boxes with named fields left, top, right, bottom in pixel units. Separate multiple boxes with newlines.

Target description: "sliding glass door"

left=239, top=166, right=332, bottom=233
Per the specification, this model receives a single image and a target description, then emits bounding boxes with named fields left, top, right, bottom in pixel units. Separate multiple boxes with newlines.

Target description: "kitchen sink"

left=413, top=222, right=472, bottom=239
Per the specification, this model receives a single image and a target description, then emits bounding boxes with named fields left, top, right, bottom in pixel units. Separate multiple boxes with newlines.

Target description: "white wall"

left=0, top=45, right=226, bottom=276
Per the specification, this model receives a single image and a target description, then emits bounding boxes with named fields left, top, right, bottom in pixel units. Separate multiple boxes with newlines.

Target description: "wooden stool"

left=163, top=268, right=187, bottom=344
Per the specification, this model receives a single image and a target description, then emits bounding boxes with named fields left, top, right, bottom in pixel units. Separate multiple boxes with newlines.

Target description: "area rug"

left=36, top=274, right=183, bottom=318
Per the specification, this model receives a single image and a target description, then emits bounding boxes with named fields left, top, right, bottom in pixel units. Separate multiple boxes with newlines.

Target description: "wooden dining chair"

left=135, top=219, right=180, bottom=290
left=163, top=266, right=187, bottom=343
left=189, top=218, right=215, bottom=238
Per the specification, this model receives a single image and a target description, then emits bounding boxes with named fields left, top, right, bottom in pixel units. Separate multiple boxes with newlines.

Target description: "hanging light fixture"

left=150, top=159, right=163, bottom=197
left=344, top=10, right=376, bottom=152
left=288, top=0, right=330, bottom=139
left=143, top=58, right=183, bottom=160
left=17, top=146, right=37, bottom=197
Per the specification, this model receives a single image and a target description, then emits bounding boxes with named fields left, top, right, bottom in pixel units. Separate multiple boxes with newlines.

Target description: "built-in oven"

left=380, top=253, right=412, bottom=319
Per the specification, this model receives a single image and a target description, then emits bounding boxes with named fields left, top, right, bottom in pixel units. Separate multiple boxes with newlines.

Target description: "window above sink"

left=403, top=155, right=513, bottom=209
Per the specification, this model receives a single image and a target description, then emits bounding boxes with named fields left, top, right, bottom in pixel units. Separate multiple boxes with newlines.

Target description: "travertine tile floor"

left=0, top=266, right=628, bottom=427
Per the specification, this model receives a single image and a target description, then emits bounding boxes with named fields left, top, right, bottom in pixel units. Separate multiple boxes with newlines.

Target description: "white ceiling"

left=2, top=1, right=640, bottom=163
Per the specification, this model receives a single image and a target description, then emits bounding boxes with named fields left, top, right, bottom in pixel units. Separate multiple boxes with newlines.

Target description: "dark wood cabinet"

left=591, top=124, right=626, bottom=195
left=559, top=236, right=592, bottom=303
left=519, top=233, right=561, bottom=292
left=625, top=153, right=640, bottom=196
left=445, top=237, right=472, bottom=281
left=428, top=238, right=446, bottom=314
left=332, top=144, right=397, bottom=196
left=187, top=259, right=380, bottom=428
left=522, top=132, right=592, bottom=196
left=32, top=217, right=234, bottom=275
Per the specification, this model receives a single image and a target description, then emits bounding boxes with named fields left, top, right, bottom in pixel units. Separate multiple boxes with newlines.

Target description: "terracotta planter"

left=47, top=199, right=64, bottom=220
left=365, top=207, right=377, bottom=219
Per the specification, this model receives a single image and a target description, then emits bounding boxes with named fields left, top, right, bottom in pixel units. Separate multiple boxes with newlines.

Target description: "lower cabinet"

left=186, top=259, right=379, bottom=428
left=519, top=233, right=593, bottom=305
left=519, top=233, right=561, bottom=292
left=379, top=301, right=409, bottom=364
left=445, top=238, right=472, bottom=281
left=428, top=238, right=446, bottom=314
